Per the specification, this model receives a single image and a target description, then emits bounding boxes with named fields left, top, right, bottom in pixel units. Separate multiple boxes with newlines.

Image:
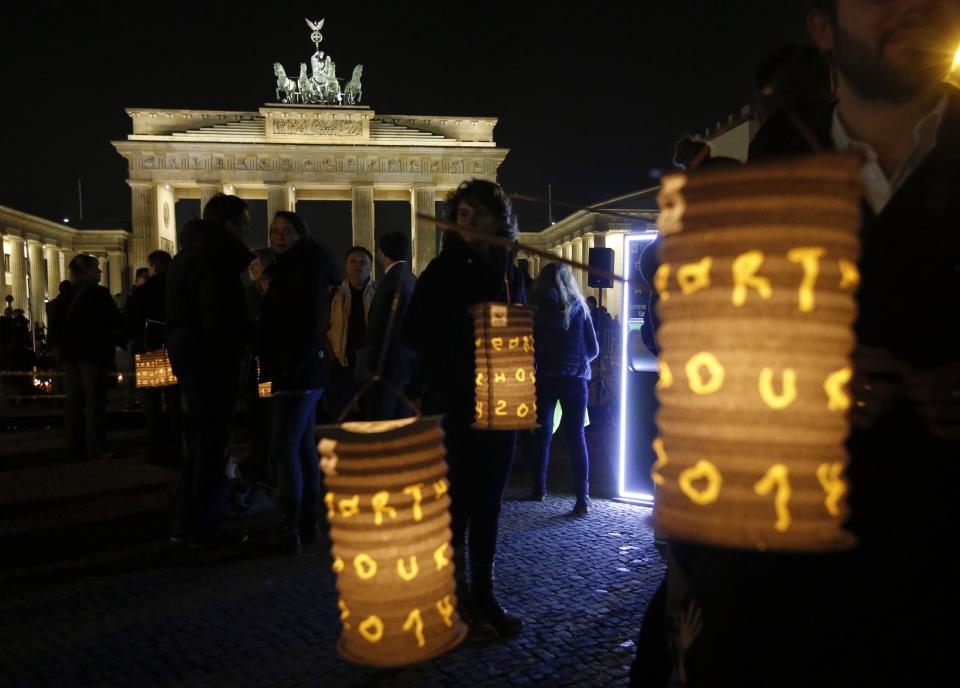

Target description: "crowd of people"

left=5, top=0, right=959, bottom=682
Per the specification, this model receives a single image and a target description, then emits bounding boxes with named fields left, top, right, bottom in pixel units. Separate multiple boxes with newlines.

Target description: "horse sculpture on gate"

left=271, top=19, right=364, bottom=106
left=344, top=64, right=363, bottom=105
left=274, top=63, right=298, bottom=103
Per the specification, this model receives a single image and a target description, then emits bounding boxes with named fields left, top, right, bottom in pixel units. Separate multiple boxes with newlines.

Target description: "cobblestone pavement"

left=0, top=488, right=664, bottom=687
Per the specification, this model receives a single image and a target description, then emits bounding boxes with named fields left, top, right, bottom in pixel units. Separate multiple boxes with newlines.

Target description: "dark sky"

left=0, top=1, right=810, bottom=231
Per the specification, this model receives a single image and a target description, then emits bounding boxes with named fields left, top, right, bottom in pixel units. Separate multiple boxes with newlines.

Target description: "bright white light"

left=63, top=218, right=70, bottom=223
left=618, top=232, right=659, bottom=504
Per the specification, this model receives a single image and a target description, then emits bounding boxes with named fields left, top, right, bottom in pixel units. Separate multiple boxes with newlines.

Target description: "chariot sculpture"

left=273, top=18, right=364, bottom=105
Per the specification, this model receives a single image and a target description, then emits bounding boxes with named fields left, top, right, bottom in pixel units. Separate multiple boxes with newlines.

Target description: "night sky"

left=0, top=2, right=809, bottom=233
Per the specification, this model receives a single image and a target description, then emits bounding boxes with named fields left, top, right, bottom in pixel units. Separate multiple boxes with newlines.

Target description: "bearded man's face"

left=826, top=0, right=960, bottom=102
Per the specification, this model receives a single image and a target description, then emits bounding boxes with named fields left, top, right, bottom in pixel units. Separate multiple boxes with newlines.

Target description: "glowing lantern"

left=947, top=41, right=960, bottom=88
left=653, top=153, right=861, bottom=551
left=318, top=416, right=467, bottom=666
left=134, top=350, right=178, bottom=388
left=472, top=303, right=539, bottom=431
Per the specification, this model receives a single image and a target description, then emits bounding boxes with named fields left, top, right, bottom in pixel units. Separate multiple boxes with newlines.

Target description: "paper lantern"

left=255, top=358, right=272, bottom=398
left=652, top=153, right=861, bottom=551
left=134, top=350, right=178, bottom=388
left=318, top=416, right=467, bottom=667
left=472, top=303, right=539, bottom=431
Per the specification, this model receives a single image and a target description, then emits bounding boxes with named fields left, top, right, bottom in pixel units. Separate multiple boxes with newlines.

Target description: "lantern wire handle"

left=337, top=288, right=421, bottom=423
left=143, top=318, right=168, bottom=350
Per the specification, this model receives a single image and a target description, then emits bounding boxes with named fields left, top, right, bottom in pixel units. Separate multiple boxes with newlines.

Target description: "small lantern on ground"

left=471, top=303, right=539, bottom=431
left=652, top=153, right=862, bottom=551
left=318, top=416, right=467, bottom=667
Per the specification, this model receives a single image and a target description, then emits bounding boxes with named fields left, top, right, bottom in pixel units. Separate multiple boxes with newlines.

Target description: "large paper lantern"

left=652, top=153, right=861, bottom=551
left=134, top=350, right=178, bottom=388
left=472, top=303, right=539, bottom=431
left=318, top=416, right=467, bottom=666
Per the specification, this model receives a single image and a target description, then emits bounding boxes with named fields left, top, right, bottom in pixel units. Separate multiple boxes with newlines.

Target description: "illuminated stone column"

left=130, top=182, right=158, bottom=281
left=97, top=256, right=108, bottom=287
left=411, top=184, right=435, bottom=275
left=44, top=244, right=60, bottom=299
left=7, top=235, right=27, bottom=314
left=570, top=238, right=583, bottom=295
left=605, top=229, right=627, bottom=322
left=0, top=234, right=8, bottom=304
left=27, top=239, right=46, bottom=325
left=266, top=184, right=296, bottom=230
left=155, top=184, right=176, bottom=256
left=198, top=184, right=222, bottom=217
left=351, top=184, right=375, bottom=254
left=107, top=251, right=126, bottom=296
left=579, top=235, right=595, bottom=298
left=58, top=249, right=68, bottom=283
left=531, top=254, right=541, bottom=278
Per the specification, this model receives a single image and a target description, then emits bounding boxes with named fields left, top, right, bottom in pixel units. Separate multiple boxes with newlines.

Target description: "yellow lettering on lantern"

left=372, top=491, right=398, bottom=526
left=654, top=263, right=671, bottom=301
left=817, top=463, right=847, bottom=517
left=403, top=608, right=426, bottom=648
left=754, top=464, right=792, bottom=532
left=397, top=556, right=419, bottom=582
left=515, top=368, right=526, bottom=382
left=404, top=483, right=425, bottom=521
left=332, top=556, right=345, bottom=573
left=508, top=337, right=520, bottom=350
left=731, top=251, right=773, bottom=306
left=437, top=595, right=455, bottom=627
left=475, top=337, right=482, bottom=349
left=339, top=495, right=360, bottom=518
left=677, top=257, right=713, bottom=295
left=685, top=352, right=725, bottom=395
left=433, top=479, right=449, bottom=500
left=522, top=336, right=533, bottom=352
left=325, top=492, right=336, bottom=519
left=338, top=599, right=351, bottom=629
left=758, top=368, right=798, bottom=410
left=517, top=403, right=530, bottom=418
left=823, top=367, right=853, bottom=411
left=434, top=543, right=450, bottom=571
left=354, top=553, right=378, bottom=580
left=657, top=360, right=673, bottom=389
left=530, top=372, right=537, bottom=384
left=838, top=259, right=860, bottom=290
left=786, top=247, right=824, bottom=313
left=359, top=616, right=384, bottom=643
left=495, top=400, right=508, bottom=416
left=491, top=337, right=504, bottom=351
left=475, top=401, right=484, bottom=420
left=678, top=460, right=722, bottom=506
left=494, top=372, right=506, bottom=383
left=651, top=438, right=668, bottom=487
left=476, top=372, right=484, bottom=385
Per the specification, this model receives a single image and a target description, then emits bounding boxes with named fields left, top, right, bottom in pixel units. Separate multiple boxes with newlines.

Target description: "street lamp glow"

left=948, top=42, right=960, bottom=88
left=62, top=218, right=70, bottom=223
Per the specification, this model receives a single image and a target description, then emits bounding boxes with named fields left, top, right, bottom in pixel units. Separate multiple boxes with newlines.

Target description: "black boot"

left=472, top=564, right=524, bottom=638
left=454, top=550, right=497, bottom=642
left=272, top=497, right=302, bottom=556
left=299, top=492, right=322, bottom=545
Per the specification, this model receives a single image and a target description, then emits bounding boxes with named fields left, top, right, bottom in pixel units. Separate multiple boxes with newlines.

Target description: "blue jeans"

left=533, top=376, right=590, bottom=500
left=63, top=362, right=109, bottom=460
left=271, top=389, right=323, bottom=502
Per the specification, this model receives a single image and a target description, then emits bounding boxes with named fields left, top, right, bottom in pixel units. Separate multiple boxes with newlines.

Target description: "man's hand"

left=902, top=362, right=960, bottom=442
left=850, top=346, right=905, bottom=430
left=256, top=274, right=272, bottom=297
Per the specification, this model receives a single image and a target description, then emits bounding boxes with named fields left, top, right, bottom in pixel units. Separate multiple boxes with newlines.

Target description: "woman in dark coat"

left=403, top=179, right=527, bottom=640
left=259, top=211, right=341, bottom=554
left=527, top=262, right=599, bottom=514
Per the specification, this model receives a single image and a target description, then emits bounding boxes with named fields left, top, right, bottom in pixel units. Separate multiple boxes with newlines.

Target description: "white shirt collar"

left=831, top=96, right=947, bottom=214
left=384, top=260, right=405, bottom=274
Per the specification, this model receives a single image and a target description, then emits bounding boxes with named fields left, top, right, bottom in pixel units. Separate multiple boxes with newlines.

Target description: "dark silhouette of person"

left=258, top=210, right=340, bottom=555
left=48, top=254, right=121, bottom=461
left=527, top=262, right=598, bottom=513
left=327, top=246, right=375, bottom=420
left=404, top=179, right=527, bottom=641
left=356, top=230, right=418, bottom=421
left=124, top=249, right=181, bottom=468
left=166, top=193, right=253, bottom=548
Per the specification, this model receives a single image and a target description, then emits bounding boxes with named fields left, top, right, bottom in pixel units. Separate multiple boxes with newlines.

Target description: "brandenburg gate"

left=111, top=105, right=509, bottom=275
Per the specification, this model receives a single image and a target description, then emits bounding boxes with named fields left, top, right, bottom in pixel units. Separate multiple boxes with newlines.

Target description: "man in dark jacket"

left=404, top=180, right=528, bottom=641
left=166, top=193, right=253, bottom=547
left=649, top=3, right=960, bottom=686
left=125, top=250, right=180, bottom=467
left=49, top=254, right=121, bottom=461
left=357, top=230, right=417, bottom=421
